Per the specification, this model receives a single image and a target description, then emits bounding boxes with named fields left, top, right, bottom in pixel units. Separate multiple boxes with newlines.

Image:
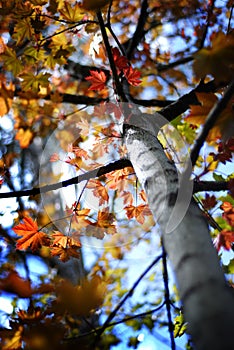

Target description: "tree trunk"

left=124, top=120, right=234, bottom=350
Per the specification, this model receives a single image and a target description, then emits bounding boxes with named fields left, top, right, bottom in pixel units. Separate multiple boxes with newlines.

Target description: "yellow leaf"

left=2, top=326, right=23, bottom=350
left=15, top=128, right=34, bottom=148
left=0, top=46, right=23, bottom=75
left=59, top=2, right=84, bottom=22
left=0, top=81, right=14, bottom=117
left=193, top=32, right=234, bottom=82
left=12, top=17, right=33, bottom=45
left=56, top=276, right=107, bottom=316
left=20, top=72, right=51, bottom=93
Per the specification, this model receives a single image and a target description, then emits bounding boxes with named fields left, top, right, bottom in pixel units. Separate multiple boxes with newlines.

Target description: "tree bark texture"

left=124, top=120, right=234, bottom=350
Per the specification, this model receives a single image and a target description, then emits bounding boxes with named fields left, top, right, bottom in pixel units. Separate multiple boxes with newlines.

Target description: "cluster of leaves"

left=0, top=0, right=234, bottom=349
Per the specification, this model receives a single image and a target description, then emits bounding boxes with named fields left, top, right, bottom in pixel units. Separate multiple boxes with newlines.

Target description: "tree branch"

left=95, top=254, right=163, bottom=340
left=190, top=80, right=234, bottom=167
left=162, top=245, right=176, bottom=350
left=0, top=159, right=132, bottom=199
left=126, top=0, right=149, bottom=59
left=193, top=180, right=230, bottom=193
left=160, top=79, right=221, bottom=121
left=97, top=10, right=128, bottom=102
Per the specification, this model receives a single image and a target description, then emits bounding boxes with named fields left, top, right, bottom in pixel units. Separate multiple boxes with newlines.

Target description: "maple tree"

left=0, top=0, right=234, bottom=349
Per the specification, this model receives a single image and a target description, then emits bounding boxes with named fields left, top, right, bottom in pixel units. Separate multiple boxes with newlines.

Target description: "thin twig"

left=199, top=0, right=216, bottom=49
left=95, top=254, right=163, bottom=340
left=162, top=244, right=176, bottom=350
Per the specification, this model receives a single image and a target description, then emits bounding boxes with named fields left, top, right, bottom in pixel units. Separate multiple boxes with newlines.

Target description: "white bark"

left=124, top=122, right=234, bottom=350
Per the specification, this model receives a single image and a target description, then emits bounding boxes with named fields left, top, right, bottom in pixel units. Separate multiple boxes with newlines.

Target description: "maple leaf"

left=56, top=276, right=106, bottom=316
left=13, top=217, right=49, bottom=251
left=125, top=204, right=152, bottom=224
left=185, top=93, right=234, bottom=143
left=86, top=179, right=109, bottom=205
left=124, top=66, right=142, bottom=86
left=20, top=72, right=51, bottom=93
left=72, top=146, right=89, bottom=159
left=106, top=167, right=134, bottom=192
left=51, top=231, right=68, bottom=248
left=193, top=31, right=234, bottom=82
left=201, top=194, right=217, bottom=210
left=112, top=47, right=129, bottom=73
left=214, top=229, right=234, bottom=251
left=76, top=117, right=90, bottom=137
left=59, top=2, right=84, bottom=22
left=50, top=246, right=80, bottom=262
left=12, top=17, right=33, bottom=45
left=85, top=70, right=107, bottom=91
left=15, top=128, right=34, bottom=149
left=67, top=203, right=92, bottom=229
left=221, top=202, right=234, bottom=227
left=120, top=191, right=134, bottom=206
left=51, top=231, right=82, bottom=249
left=0, top=271, right=33, bottom=298
left=0, top=80, right=14, bottom=117
left=0, top=46, right=23, bottom=75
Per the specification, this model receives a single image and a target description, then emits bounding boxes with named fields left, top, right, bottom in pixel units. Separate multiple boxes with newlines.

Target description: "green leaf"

left=174, top=312, right=187, bottom=338
left=223, top=259, right=234, bottom=274
left=213, top=173, right=226, bottom=182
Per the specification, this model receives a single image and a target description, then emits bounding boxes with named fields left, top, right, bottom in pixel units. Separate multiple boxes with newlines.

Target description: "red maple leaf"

left=13, top=217, right=49, bottom=252
left=214, top=229, right=234, bottom=251
left=85, top=70, right=107, bottom=91
left=112, top=47, right=129, bottom=72
left=202, top=194, right=217, bottom=210
left=124, top=66, right=142, bottom=86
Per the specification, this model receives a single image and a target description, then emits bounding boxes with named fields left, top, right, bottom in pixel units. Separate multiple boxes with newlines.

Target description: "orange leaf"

left=56, top=275, right=106, bottom=316
left=106, top=167, right=134, bottom=190
left=51, top=231, right=68, bottom=248
left=193, top=31, right=234, bottom=82
left=0, top=81, right=14, bottom=117
left=214, top=229, right=234, bottom=251
left=86, top=179, right=109, bottom=205
left=15, top=128, right=34, bottom=148
left=50, top=246, right=80, bottom=262
left=0, top=271, right=33, bottom=298
left=185, top=93, right=234, bottom=142
left=125, top=204, right=152, bottom=224
left=13, top=217, right=49, bottom=251
left=85, top=70, right=107, bottom=91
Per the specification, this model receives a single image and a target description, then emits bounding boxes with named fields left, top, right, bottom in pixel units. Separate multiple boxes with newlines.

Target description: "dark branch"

left=160, top=80, right=220, bottom=121
left=97, top=10, right=128, bottom=102
left=190, top=80, right=234, bottom=167
left=193, top=180, right=230, bottom=193
left=126, top=0, right=149, bottom=59
left=0, top=159, right=132, bottom=199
